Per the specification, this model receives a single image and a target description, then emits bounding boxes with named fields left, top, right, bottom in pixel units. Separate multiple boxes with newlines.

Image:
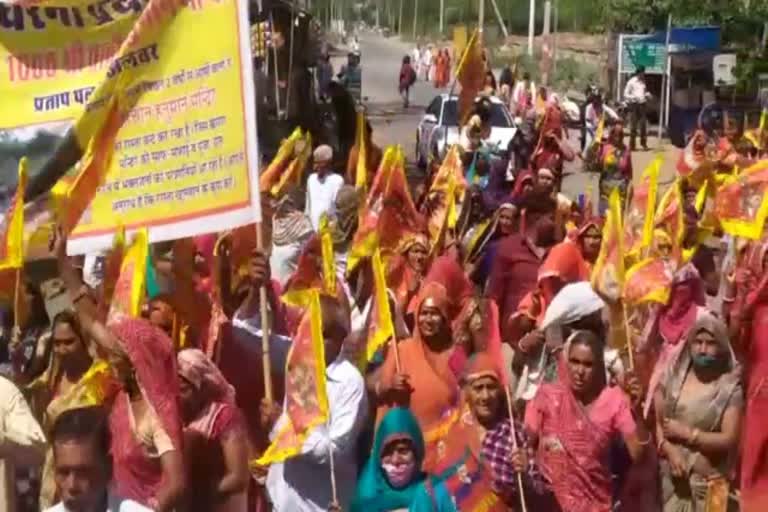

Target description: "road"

left=338, top=31, right=680, bottom=201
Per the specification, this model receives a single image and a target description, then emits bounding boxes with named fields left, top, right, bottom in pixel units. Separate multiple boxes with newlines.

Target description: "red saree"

left=740, top=244, right=768, bottom=511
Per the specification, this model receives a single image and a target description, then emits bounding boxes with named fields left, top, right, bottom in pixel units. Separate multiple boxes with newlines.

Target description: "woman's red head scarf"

left=111, top=317, right=183, bottom=449
left=408, top=255, right=473, bottom=322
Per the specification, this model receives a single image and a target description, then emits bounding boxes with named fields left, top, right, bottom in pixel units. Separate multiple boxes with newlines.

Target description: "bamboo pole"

left=256, top=223, right=273, bottom=402
left=504, top=386, right=529, bottom=512
left=13, top=267, right=21, bottom=330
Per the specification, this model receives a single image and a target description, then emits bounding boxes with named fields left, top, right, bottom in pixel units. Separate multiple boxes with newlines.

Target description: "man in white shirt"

left=263, top=296, right=368, bottom=511
left=0, top=375, right=46, bottom=512
left=305, top=145, right=344, bottom=232
left=44, top=406, right=151, bottom=512
left=623, top=65, right=649, bottom=151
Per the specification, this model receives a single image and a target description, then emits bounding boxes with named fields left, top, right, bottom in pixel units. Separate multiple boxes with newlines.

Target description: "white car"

left=416, top=94, right=516, bottom=166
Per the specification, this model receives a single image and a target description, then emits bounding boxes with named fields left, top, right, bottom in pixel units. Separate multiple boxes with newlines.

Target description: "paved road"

left=338, top=31, right=680, bottom=202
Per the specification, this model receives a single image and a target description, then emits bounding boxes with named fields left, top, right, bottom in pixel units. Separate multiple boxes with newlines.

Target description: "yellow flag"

left=354, top=111, right=368, bottom=192
left=318, top=213, right=336, bottom=296
left=365, top=247, right=396, bottom=365
left=272, top=132, right=313, bottom=198
left=591, top=188, right=625, bottom=302
left=0, top=158, right=27, bottom=270
left=107, top=229, right=149, bottom=323
left=256, top=289, right=328, bottom=465
left=593, top=114, right=605, bottom=148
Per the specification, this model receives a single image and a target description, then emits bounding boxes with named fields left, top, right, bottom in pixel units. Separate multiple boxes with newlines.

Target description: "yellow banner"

left=0, top=0, right=260, bottom=254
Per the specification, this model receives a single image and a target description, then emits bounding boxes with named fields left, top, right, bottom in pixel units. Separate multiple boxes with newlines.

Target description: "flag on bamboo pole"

left=107, top=229, right=149, bottom=324
left=357, top=246, right=396, bottom=368
left=676, top=131, right=714, bottom=185
left=655, top=180, right=686, bottom=262
left=283, top=220, right=337, bottom=306
left=96, top=226, right=126, bottom=320
left=256, top=288, right=329, bottom=465
left=319, top=214, right=336, bottom=297
left=624, top=155, right=661, bottom=257
left=426, top=145, right=466, bottom=253
left=352, top=110, right=369, bottom=193
left=347, top=146, right=422, bottom=274
left=591, top=187, right=625, bottom=302
left=455, top=29, right=485, bottom=126
left=623, top=257, right=673, bottom=305
left=259, top=128, right=303, bottom=195
left=593, top=114, right=605, bottom=148
left=714, top=159, right=768, bottom=240
left=0, top=158, right=28, bottom=271
left=270, top=133, right=312, bottom=198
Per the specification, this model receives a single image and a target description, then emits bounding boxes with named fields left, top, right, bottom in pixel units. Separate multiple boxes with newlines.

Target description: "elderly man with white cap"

left=306, top=144, right=344, bottom=232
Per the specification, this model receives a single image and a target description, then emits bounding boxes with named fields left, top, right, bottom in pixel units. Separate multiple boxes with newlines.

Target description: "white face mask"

left=381, top=460, right=417, bottom=489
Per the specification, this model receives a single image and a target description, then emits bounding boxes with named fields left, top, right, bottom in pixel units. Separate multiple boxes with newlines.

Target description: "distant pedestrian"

left=316, top=53, right=333, bottom=101
left=623, top=65, right=649, bottom=151
left=399, top=55, right=416, bottom=108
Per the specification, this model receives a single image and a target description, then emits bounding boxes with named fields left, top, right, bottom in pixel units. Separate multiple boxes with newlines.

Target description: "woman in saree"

left=351, top=407, right=426, bottom=512
left=644, top=264, right=708, bottom=417
left=372, top=281, right=460, bottom=467
left=654, top=314, right=743, bottom=512
left=730, top=241, right=768, bottom=511
left=591, top=120, right=632, bottom=214
left=464, top=202, right=518, bottom=287
left=177, top=348, right=249, bottom=511
left=410, top=353, right=547, bottom=511
left=387, top=233, right=431, bottom=319
left=525, top=330, right=650, bottom=512
left=536, top=168, right=579, bottom=233
left=27, top=310, right=117, bottom=509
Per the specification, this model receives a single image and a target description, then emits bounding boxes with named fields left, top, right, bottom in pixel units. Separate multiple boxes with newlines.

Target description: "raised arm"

left=53, top=226, right=123, bottom=356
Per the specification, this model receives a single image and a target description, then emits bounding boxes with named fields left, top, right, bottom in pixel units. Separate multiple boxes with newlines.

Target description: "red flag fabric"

left=715, top=159, right=768, bottom=240
left=623, top=258, right=673, bottom=306
left=456, top=30, right=486, bottom=126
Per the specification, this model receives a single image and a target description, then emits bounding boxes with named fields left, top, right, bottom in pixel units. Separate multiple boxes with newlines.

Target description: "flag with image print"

left=591, top=187, right=625, bottom=302
left=624, top=155, right=661, bottom=257
left=715, top=159, right=768, bottom=240
left=255, top=288, right=328, bottom=465
left=623, top=257, right=672, bottom=306
left=107, top=228, right=148, bottom=324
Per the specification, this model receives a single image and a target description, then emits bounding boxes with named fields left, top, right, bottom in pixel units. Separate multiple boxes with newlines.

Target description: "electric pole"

left=439, top=0, right=444, bottom=35
left=478, top=0, right=485, bottom=32
left=527, top=0, right=535, bottom=56
left=412, top=0, right=418, bottom=40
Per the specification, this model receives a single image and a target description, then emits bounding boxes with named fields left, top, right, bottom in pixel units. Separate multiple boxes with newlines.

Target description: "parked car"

left=415, top=94, right=516, bottom=167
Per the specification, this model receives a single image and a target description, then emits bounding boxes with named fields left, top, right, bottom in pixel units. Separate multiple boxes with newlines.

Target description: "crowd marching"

left=2, top=29, right=768, bottom=512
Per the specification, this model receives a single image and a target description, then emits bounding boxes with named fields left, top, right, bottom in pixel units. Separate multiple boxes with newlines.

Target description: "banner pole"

left=256, top=222, right=273, bottom=402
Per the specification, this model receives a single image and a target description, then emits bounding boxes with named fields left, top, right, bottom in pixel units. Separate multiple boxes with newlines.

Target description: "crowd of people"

left=1, top=37, right=768, bottom=512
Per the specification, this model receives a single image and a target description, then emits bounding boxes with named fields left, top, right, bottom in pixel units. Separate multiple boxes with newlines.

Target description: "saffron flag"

left=593, top=114, right=605, bottom=148
left=283, top=228, right=337, bottom=306
left=591, top=187, right=625, bottom=302
left=107, top=229, right=149, bottom=324
left=624, top=155, right=661, bottom=256
left=676, top=131, right=714, bottom=185
left=655, top=180, right=686, bottom=262
left=435, top=448, right=506, bottom=512
left=259, top=128, right=304, bottom=195
left=714, top=159, right=768, bottom=240
left=97, top=226, right=126, bottom=319
left=426, top=145, right=466, bottom=253
left=623, top=258, right=673, bottom=305
left=0, top=158, right=28, bottom=271
left=256, top=289, right=329, bottom=464
left=353, top=110, right=369, bottom=193
left=271, top=133, right=312, bottom=198
left=455, top=29, right=485, bottom=126
left=348, top=146, right=422, bottom=274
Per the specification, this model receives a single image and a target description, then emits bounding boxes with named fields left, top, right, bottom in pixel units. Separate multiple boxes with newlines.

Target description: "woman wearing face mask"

left=177, top=349, right=248, bottom=511
left=654, top=314, right=743, bottom=511
left=26, top=310, right=117, bottom=509
left=644, top=264, right=708, bottom=416
left=525, top=331, right=649, bottom=512
left=351, top=408, right=425, bottom=511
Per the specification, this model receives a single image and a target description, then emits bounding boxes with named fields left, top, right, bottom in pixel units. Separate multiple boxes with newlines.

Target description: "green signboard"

left=620, top=35, right=667, bottom=75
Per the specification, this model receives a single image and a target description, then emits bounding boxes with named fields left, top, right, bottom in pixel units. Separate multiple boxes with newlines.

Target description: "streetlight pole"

left=527, top=0, right=535, bottom=55
left=412, top=0, right=418, bottom=39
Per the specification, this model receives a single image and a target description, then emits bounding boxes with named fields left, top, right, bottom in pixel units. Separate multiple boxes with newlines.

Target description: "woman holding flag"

left=591, top=120, right=633, bottom=214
